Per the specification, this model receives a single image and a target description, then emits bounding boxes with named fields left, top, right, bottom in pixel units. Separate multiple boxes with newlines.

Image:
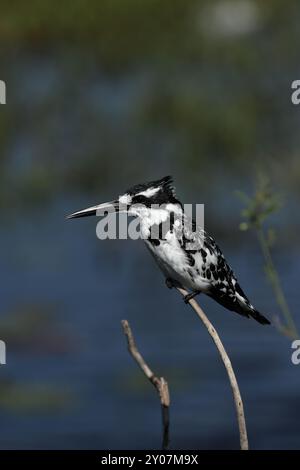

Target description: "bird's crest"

left=126, top=175, right=176, bottom=197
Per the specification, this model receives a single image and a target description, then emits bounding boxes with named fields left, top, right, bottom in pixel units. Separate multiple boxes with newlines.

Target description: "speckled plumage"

left=67, top=175, right=270, bottom=325
left=136, top=177, right=270, bottom=325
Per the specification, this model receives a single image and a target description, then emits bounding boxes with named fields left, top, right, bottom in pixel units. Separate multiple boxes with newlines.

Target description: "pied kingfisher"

left=67, top=176, right=270, bottom=325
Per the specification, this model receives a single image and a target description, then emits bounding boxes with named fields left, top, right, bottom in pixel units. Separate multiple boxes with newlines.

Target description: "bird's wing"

left=178, top=216, right=251, bottom=303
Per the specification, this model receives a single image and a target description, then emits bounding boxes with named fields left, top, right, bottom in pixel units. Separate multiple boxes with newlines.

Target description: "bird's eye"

left=133, top=195, right=147, bottom=204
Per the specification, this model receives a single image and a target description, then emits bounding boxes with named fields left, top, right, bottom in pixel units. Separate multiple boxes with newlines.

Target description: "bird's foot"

left=165, top=278, right=177, bottom=289
left=184, top=291, right=201, bottom=304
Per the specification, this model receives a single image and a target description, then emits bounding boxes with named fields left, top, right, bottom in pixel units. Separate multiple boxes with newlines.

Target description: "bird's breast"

left=145, top=229, right=214, bottom=292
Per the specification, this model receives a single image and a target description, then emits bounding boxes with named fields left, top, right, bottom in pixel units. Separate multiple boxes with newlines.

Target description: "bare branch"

left=121, top=319, right=170, bottom=449
left=176, top=287, right=249, bottom=450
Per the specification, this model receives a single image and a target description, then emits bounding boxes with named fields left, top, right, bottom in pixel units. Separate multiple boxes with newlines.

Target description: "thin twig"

left=176, top=287, right=249, bottom=450
left=121, top=319, right=170, bottom=450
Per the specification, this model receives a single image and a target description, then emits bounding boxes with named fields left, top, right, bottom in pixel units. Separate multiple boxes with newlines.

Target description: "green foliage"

left=237, top=173, right=282, bottom=231
left=237, top=175, right=298, bottom=339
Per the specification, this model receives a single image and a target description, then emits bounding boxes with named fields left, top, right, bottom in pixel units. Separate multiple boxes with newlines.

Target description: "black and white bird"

left=67, top=176, right=270, bottom=325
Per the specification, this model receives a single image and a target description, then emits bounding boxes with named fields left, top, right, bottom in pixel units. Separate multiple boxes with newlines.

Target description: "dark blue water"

left=0, top=202, right=299, bottom=449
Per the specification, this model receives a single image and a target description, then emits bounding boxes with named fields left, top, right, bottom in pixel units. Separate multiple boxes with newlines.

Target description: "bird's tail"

left=248, top=308, right=271, bottom=325
left=236, top=294, right=271, bottom=325
left=234, top=283, right=271, bottom=325
left=208, top=286, right=271, bottom=325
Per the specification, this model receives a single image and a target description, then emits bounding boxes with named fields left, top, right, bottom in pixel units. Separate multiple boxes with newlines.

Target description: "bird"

left=67, top=175, right=270, bottom=325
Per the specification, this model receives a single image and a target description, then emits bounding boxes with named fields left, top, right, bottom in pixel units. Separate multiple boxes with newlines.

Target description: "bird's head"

left=66, top=176, right=182, bottom=220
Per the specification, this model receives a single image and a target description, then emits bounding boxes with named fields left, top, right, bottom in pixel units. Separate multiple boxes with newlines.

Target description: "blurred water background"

left=0, top=0, right=300, bottom=449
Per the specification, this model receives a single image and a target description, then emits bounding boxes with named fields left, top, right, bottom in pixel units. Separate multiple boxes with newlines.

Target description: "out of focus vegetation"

left=0, top=0, right=299, bottom=212
left=0, top=303, right=75, bottom=412
left=0, top=303, right=73, bottom=353
left=0, top=1, right=299, bottom=448
left=0, top=379, right=72, bottom=413
left=238, top=174, right=299, bottom=338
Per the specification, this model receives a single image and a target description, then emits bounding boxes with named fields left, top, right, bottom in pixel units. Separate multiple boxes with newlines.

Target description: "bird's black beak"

left=66, top=200, right=120, bottom=219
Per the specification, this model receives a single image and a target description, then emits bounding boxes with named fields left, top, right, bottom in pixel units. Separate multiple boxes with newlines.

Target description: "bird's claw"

left=184, top=292, right=200, bottom=303
left=165, top=278, right=175, bottom=289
